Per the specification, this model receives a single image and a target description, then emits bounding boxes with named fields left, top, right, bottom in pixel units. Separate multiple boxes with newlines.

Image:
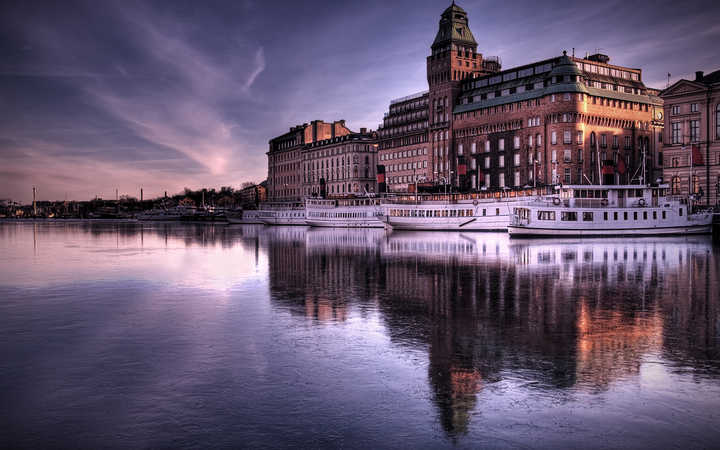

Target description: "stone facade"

left=660, top=70, right=720, bottom=206
left=267, top=120, right=351, bottom=201
left=302, top=130, right=378, bottom=197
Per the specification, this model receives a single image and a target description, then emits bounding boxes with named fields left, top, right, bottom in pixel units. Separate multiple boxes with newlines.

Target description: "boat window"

left=662, top=211, right=666, bottom=219
left=483, top=209, right=486, bottom=216
left=614, top=212, right=618, bottom=220
left=653, top=211, right=657, bottom=220
left=561, top=211, right=578, bottom=221
left=582, top=212, right=593, bottom=221
left=496, top=208, right=500, bottom=216
left=538, top=211, right=555, bottom=220
left=679, top=208, right=683, bottom=216
left=634, top=212, right=638, bottom=220
left=603, top=212, right=608, bottom=220
left=624, top=212, right=628, bottom=220
left=643, top=211, right=648, bottom=220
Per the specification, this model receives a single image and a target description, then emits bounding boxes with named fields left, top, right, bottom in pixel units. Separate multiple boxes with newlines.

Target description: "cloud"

left=243, top=47, right=266, bottom=92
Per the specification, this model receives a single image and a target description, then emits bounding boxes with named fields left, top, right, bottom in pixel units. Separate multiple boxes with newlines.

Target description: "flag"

left=691, top=144, right=704, bottom=166
left=616, top=153, right=627, bottom=175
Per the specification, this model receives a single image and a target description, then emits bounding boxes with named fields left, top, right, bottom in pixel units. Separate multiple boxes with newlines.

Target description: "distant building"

left=378, top=3, right=662, bottom=192
left=239, top=181, right=267, bottom=209
left=660, top=70, right=720, bottom=206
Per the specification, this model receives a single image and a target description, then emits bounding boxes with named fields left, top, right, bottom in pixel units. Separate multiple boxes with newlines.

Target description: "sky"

left=1, top=0, right=719, bottom=202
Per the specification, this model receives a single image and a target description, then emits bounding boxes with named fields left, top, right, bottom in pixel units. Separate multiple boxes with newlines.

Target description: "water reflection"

left=1, top=222, right=718, bottom=446
left=264, top=227, right=719, bottom=437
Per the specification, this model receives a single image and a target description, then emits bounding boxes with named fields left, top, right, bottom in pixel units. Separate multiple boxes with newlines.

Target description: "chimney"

left=695, top=71, right=704, bottom=81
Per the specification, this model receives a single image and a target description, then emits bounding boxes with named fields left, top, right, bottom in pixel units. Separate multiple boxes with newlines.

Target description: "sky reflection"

left=1, top=222, right=718, bottom=447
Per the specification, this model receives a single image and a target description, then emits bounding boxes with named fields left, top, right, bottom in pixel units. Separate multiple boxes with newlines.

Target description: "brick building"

left=660, top=70, right=720, bottom=206
left=379, top=2, right=662, bottom=193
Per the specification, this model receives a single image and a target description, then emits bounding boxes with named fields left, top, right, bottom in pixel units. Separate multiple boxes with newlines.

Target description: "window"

left=471, top=142, right=476, bottom=154
left=577, top=131, right=583, bottom=145
left=514, top=153, right=520, bottom=166
left=601, top=134, right=607, bottom=148
left=564, top=149, right=571, bottom=162
left=612, top=135, right=619, bottom=149
left=484, top=156, right=491, bottom=168
left=561, top=211, right=578, bottom=221
left=690, top=120, right=700, bottom=142
left=538, top=211, right=555, bottom=220
left=564, top=167, right=571, bottom=183
left=528, top=135, right=533, bottom=147
left=514, top=171, right=520, bottom=186
left=672, top=176, right=681, bottom=194
left=514, top=136, right=520, bottom=149
left=499, top=138, right=505, bottom=151
left=624, top=136, right=631, bottom=150
left=551, top=131, right=557, bottom=145
left=537, top=134, right=542, bottom=147
left=485, top=141, right=490, bottom=152
left=692, top=175, right=700, bottom=194
left=671, top=105, right=680, bottom=115
left=499, top=173, right=505, bottom=187
left=564, top=131, right=571, bottom=144
left=590, top=132, right=596, bottom=148
left=583, top=212, right=593, bottom=221
left=672, top=122, right=681, bottom=144
left=552, top=150, right=557, bottom=163
left=499, top=155, right=505, bottom=168
left=691, top=103, right=698, bottom=113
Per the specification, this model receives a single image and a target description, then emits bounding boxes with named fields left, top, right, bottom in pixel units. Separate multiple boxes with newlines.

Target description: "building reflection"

left=265, top=228, right=719, bottom=437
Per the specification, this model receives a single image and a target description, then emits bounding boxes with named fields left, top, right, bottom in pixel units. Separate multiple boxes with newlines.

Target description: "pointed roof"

left=432, top=2, right=477, bottom=48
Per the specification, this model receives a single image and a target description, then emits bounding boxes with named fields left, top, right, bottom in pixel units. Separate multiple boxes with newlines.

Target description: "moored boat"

left=257, top=201, right=306, bottom=225
left=305, top=197, right=384, bottom=228
left=508, top=184, right=713, bottom=237
left=382, top=191, right=537, bottom=232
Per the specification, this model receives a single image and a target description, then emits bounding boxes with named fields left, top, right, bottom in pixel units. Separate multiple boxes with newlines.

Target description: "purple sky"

left=1, top=0, right=718, bottom=202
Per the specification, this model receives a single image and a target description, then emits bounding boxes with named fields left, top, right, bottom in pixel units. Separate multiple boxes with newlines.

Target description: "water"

left=1, top=222, right=719, bottom=448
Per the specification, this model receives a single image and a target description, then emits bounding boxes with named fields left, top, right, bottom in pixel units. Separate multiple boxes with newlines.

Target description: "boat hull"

left=508, top=223, right=712, bottom=237
left=385, top=215, right=509, bottom=231
left=305, top=219, right=384, bottom=228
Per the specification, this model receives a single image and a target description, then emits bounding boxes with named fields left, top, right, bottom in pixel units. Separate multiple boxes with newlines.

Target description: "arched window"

left=590, top=131, right=596, bottom=148
left=672, top=176, right=681, bottom=194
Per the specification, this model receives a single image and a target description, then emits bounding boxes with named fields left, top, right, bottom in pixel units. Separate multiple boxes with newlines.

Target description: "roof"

left=454, top=81, right=661, bottom=114
left=432, top=2, right=477, bottom=47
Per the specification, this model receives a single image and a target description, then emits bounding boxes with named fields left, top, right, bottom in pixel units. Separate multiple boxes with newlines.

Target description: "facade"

left=238, top=181, right=267, bottom=209
left=302, top=129, right=379, bottom=197
left=378, top=3, right=661, bottom=193
left=377, top=91, right=430, bottom=191
left=267, top=120, right=351, bottom=201
left=660, top=70, right=720, bottom=206
left=454, top=53, right=662, bottom=191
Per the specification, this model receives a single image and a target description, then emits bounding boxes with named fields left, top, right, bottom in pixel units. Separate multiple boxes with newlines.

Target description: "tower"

left=427, top=3, right=488, bottom=186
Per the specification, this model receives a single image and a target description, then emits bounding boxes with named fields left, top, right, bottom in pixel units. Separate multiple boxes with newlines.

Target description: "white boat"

left=508, top=184, right=713, bottom=237
left=257, top=202, right=307, bottom=226
left=227, top=209, right=263, bottom=224
left=305, top=197, right=384, bottom=228
left=382, top=192, right=534, bottom=232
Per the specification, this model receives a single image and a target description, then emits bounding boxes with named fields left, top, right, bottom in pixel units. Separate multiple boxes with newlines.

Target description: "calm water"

left=1, top=222, right=719, bottom=449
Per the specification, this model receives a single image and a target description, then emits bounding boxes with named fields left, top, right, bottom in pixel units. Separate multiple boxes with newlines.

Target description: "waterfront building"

left=238, top=181, right=267, bottom=209
left=379, top=3, right=662, bottom=193
left=267, top=120, right=352, bottom=201
left=660, top=70, right=720, bottom=206
left=302, top=129, right=378, bottom=197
